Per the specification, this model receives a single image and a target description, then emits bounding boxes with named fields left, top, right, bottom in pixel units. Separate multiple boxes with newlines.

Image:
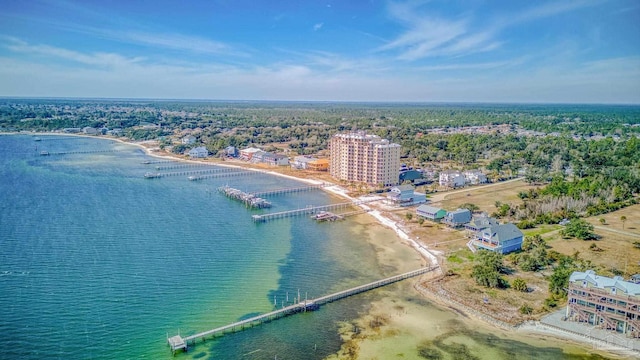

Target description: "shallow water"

left=0, top=134, right=615, bottom=359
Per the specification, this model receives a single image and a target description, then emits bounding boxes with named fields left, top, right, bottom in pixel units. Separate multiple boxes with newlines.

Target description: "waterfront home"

left=443, top=208, right=472, bottom=227
left=262, top=153, right=289, bottom=166
left=82, top=127, right=98, bottom=135
left=181, top=135, right=196, bottom=145
left=188, top=146, right=209, bottom=158
left=240, top=147, right=263, bottom=161
left=471, top=223, right=523, bottom=254
left=307, top=158, right=329, bottom=171
left=463, top=170, right=488, bottom=185
left=386, top=185, right=426, bottom=207
left=567, top=270, right=640, bottom=338
left=416, top=205, right=447, bottom=221
left=291, top=155, right=318, bottom=169
left=439, top=170, right=466, bottom=188
left=225, top=146, right=238, bottom=157
left=465, top=213, right=499, bottom=234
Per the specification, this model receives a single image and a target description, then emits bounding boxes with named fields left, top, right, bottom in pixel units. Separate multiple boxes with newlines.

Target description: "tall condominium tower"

left=329, top=131, right=401, bottom=186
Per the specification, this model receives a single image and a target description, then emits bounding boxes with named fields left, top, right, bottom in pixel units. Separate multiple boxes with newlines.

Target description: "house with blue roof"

left=471, top=223, right=523, bottom=254
left=443, top=208, right=472, bottom=227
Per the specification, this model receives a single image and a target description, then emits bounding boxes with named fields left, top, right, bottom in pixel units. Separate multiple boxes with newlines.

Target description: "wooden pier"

left=155, top=164, right=211, bottom=171
left=39, top=149, right=122, bottom=156
left=167, top=266, right=439, bottom=354
left=143, top=168, right=257, bottom=179
left=187, top=170, right=259, bottom=181
left=142, top=159, right=174, bottom=165
left=250, top=184, right=325, bottom=197
left=218, top=186, right=272, bottom=208
left=251, top=199, right=378, bottom=222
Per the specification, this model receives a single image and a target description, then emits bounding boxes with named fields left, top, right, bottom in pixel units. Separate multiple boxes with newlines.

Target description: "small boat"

left=34, top=137, right=41, bottom=141
left=40, top=151, right=49, bottom=156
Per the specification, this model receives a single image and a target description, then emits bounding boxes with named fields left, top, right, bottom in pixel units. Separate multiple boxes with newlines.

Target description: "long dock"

left=251, top=199, right=378, bottom=222
left=154, top=164, right=211, bottom=171
left=250, top=184, right=325, bottom=197
left=144, top=168, right=255, bottom=179
left=39, top=149, right=122, bottom=156
left=167, top=266, right=439, bottom=354
left=187, top=170, right=259, bottom=181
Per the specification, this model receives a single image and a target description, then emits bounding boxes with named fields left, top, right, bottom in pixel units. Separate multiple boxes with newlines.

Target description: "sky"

left=0, top=0, right=639, bottom=104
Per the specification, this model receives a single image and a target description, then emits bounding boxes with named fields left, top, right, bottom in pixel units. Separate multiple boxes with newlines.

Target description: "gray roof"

left=417, top=205, right=444, bottom=214
left=394, top=184, right=414, bottom=192
left=480, top=223, right=522, bottom=242
left=570, top=270, right=640, bottom=296
left=446, top=208, right=472, bottom=223
left=469, top=214, right=499, bottom=229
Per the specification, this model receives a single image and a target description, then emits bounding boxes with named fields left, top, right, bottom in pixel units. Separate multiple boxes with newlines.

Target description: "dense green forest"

left=1, top=99, right=639, bottom=222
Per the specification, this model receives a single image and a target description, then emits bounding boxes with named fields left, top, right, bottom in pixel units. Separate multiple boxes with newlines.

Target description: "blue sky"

left=0, top=0, right=639, bottom=103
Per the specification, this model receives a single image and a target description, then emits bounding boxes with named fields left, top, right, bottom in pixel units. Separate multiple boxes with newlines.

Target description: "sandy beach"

left=15, top=132, right=639, bottom=359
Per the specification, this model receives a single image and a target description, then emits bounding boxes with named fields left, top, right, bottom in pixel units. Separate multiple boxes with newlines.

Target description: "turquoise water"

left=0, top=135, right=385, bottom=359
left=0, top=135, right=616, bottom=360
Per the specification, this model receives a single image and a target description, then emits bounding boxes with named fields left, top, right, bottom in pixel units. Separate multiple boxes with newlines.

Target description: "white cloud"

left=4, top=37, right=144, bottom=67
left=379, top=0, right=602, bottom=61
left=313, top=22, right=324, bottom=31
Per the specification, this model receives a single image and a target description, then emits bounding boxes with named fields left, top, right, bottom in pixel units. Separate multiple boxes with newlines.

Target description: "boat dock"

left=251, top=199, right=378, bottom=222
left=218, top=186, right=272, bottom=208
left=154, top=164, right=211, bottom=171
left=144, top=168, right=256, bottom=179
left=167, top=265, right=439, bottom=354
left=312, top=209, right=369, bottom=222
left=187, top=170, right=259, bottom=181
left=250, top=184, right=325, bottom=197
left=142, top=159, right=174, bottom=165
left=39, top=149, right=122, bottom=156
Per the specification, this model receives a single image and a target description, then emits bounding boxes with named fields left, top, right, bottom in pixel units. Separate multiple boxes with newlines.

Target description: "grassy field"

left=435, top=179, right=536, bottom=214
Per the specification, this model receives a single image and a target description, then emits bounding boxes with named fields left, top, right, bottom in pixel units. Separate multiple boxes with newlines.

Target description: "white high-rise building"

left=329, top=131, right=401, bottom=186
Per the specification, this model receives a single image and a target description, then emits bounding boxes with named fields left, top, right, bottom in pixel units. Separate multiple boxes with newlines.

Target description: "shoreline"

left=11, top=131, right=639, bottom=357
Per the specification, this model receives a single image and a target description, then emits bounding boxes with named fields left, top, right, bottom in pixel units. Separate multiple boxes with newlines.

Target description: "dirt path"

left=594, top=226, right=640, bottom=238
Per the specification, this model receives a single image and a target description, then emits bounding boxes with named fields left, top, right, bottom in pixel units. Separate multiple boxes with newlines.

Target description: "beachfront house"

left=443, top=208, right=472, bottom=227
left=471, top=223, right=523, bottom=254
left=188, top=146, right=209, bottom=158
left=566, top=270, right=640, bottom=338
left=240, top=147, right=263, bottom=161
left=292, top=155, right=318, bottom=169
left=307, top=158, right=329, bottom=171
left=386, top=185, right=426, bottom=207
left=463, top=170, right=488, bottom=185
left=464, top=213, right=499, bottom=235
left=225, top=146, right=238, bottom=157
left=416, top=205, right=447, bottom=221
left=439, top=170, right=465, bottom=188
left=262, top=153, right=289, bottom=166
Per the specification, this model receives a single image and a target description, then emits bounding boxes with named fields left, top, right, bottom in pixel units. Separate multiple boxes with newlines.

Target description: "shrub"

left=512, top=278, right=528, bottom=292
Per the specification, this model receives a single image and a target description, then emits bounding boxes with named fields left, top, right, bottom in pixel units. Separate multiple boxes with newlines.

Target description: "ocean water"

left=0, top=135, right=615, bottom=360
left=0, top=135, right=387, bottom=359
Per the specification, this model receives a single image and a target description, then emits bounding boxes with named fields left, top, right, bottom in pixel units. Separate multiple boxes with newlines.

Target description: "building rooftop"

left=570, top=270, right=640, bottom=296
